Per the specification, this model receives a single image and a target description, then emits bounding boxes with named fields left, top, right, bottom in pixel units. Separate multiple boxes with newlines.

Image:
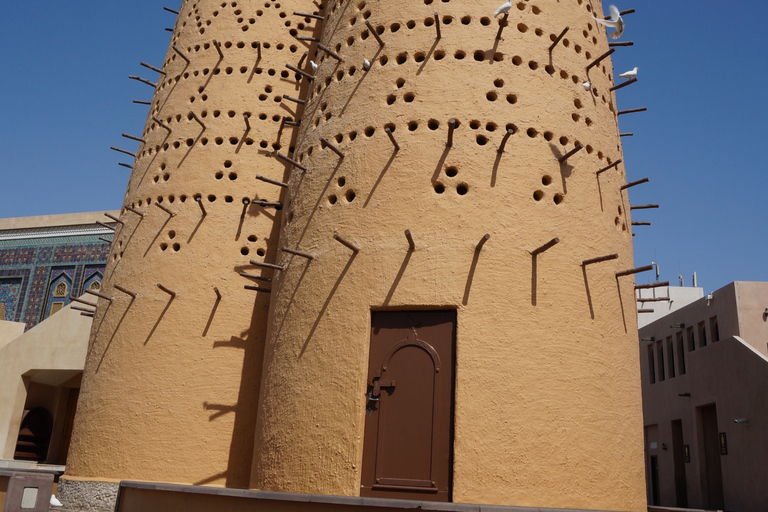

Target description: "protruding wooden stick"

left=104, top=213, right=124, bottom=225
left=244, top=285, right=272, bottom=293
left=586, top=48, right=615, bottom=71
left=619, top=9, right=635, bottom=16
left=133, top=100, right=151, bottom=106
left=631, top=204, right=659, bottom=210
left=283, top=94, right=306, bottom=105
left=113, top=284, right=136, bottom=298
left=620, top=133, right=633, bottom=137
left=71, top=305, right=96, bottom=314
left=140, top=62, right=166, bottom=75
left=212, top=39, right=224, bottom=62
left=118, top=163, right=133, bottom=169
left=70, top=296, right=98, bottom=308
left=190, top=111, right=205, bottom=131
left=495, top=12, right=509, bottom=40
left=122, top=133, right=146, bottom=143
left=86, top=289, right=113, bottom=301
left=333, top=234, right=360, bottom=252
left=531, top=237, right=559, bottom=256
left=256, top=174, right=288, bottom=188
left=284, top=116, right=300, bottom=127
left=129, top=75, right=157, bottom=87
left=365, top=20, right=385, bottom=46
left=252, top=200, right=282, bottom=209
left=446, top=119, right=456, bottom=147
left=405, top=229, right=415, bottom=251
left=163, top=7, right=179, bottom=14
left=214, top=287, right=221, bottom=300
left=80, top=312, right=95, bottom=318
left=317, top=44, right=342, bottom=62
left=616, top=264, right=654, bottom=278
left=582, top=253, right=618, bottom=266
left=293, top=11, right=324, bottom=20
left=286, top=63, right=314, bottom=81
left=609, top=41, right=634, bottom=47
left=385, top=127, right=399, bottom=151
left=609, top=78, right=637, bottom=92
left=637, top=297, right=669, bottom=302
left=239, top=272, right=272, bottom=283
left=635, top=281, right=669, bottom=290
left=276, top=152, right=307, bottom=172
left=157, top=283, right=177, bottom=297
left=296, top=36, right=320, bottom=42
left=549, top=26, right=569, bottom=52
left=282, top=247, right=314, bottom=260
left=497, top=129, right=514, bottom=154
left=620, top=177, right=649, bottom=190
left=110, top=147, right=135, bottom=158
left=152, top=116, right=172, bottom=133
left=250, top=260, right=285, bottom=271
left=637, top=308, right=654, bottom=313
left=476, top=234, right=490, bottom=251
left=596, top=159, right=622, bottom=175
left=319, top=137, right=345, bottom=159
left=172, top=45, right=190, bottom=64
left=617, top=107, right=647, bottom=116
left=632, top=221, right=651, bottom=226
left=98, top=237, right=113, bottom=244
left=433, top=12, right=441, bottom=39
left=96, top=221, right=116, bottom=231
left=196, top=197, right=207, bottom=217
left=154, top=201, right=175, bottom=217
left=558, top=144, right=584, bottom=164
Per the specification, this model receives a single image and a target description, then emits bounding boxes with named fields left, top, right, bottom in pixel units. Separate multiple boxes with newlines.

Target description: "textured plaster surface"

left=56, top=477, right=119, bottom=512
left=251, top=0, right=645, bottom=510
left=0, top=303, right=90, bottom=459
left=0, top=212, right=121, bottom=231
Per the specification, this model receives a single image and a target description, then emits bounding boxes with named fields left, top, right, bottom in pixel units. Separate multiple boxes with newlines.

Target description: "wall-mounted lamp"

left=734, top=418, right=749, bottom=425
left=706, top=293, right=713, bottom=306
left=670, top=323, right=685, bottom=329
left=661, top=443, right=667, bottom=451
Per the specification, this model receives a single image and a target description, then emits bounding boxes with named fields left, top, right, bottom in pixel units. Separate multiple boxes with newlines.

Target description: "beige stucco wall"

left=251, top=0, right=646, bottom=510
left=0, top=211, right=120, bottom=231
left=0, top=304, right=90, bottom=460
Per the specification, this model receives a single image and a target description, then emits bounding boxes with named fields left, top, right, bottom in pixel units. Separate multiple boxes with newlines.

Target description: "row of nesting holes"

left=434, top=166, right=469, bottom=196
left=533, top=175, right=564, bottom=205
left=327, top=176, right=357, bottom=205
left=160, top=228, right=267, bottom=254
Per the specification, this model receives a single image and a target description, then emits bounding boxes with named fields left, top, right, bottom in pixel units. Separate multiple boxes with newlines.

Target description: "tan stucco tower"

left=65, top=0, right=646, bottom=511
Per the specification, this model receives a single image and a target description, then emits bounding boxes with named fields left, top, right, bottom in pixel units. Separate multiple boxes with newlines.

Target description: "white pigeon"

left=582, top=81, right=591, bottom=91
left=50, top=495, right=63, bottom=507
left=493, top=0, right=512, bottom=17
left=363, top=58, right=371, bottom=71
left=310, top=60, right=318, bottom=73
left=619, top=67, right=638, bottom=79
left=593, top=5, right=624, bottom=40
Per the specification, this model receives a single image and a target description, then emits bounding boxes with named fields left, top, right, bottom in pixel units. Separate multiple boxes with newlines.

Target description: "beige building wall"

left=251, top=1, right=646, bottom=510
left=0, top=305, right=90, bottom=461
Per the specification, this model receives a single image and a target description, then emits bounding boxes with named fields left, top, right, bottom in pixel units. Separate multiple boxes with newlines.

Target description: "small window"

left=710, top=316, right=719, bottom=342
left=667, top=337, right=675, bottom=379
left=656, top=340, right=665, bottom=381
left=53, top=282, right=68, bottom=298
left=89, top=281, right=102, bottom=292
left=676, top=332, right=686, bottom=375
left=647, top=345, right=656, bottom=384
left=698, top=321, right=707, bottom=348
left=49, top=302, right=64, bottom=317
left=686, top=327, right=695, bottom=352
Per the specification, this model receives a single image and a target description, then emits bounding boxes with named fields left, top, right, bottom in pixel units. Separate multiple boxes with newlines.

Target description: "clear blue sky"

left=1, top=2, right=766, bottom=293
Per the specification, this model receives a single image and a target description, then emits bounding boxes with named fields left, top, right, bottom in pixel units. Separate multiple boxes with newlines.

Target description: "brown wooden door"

left=361, top=310, right=455, bottom=502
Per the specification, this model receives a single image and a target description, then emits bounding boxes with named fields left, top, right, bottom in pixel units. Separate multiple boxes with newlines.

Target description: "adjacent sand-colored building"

left=639, top=281, right=768, bottom=512
left=61, top=1, right=650, bottom=511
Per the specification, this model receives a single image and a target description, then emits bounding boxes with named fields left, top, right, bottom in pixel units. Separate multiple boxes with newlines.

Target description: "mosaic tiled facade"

left=0, top=233, right=111, bottom=330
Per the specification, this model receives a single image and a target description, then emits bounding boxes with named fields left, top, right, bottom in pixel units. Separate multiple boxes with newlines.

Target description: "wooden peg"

left=214, top=287, right=221, bottom=300
left=495, top=12, right=509, bottom=40
left=549, top=26, right=569, bottom=52
left=596, top=159, right=622, bottom=175
left=276, top=152, right=307, bottom=172
left=434, top=12, right=441, bottom=39
left=113, top=284, right=136, bottom=298
left=632, top=221, right=651, bottom=226
left=252, top=200, right=282, bottom=209
left=122, top=133, right=146, bottom=143
left=609, top=41, right=634, bottom=47
left=620, top=177, right=649, bottom=190
left=609, top=78, right=637, bottom=92
left=80, top=312, right=95, bottom=318
left=212, top=39, right=224, bottom=61
left=531, top=237, right=560, bottom=256
left=405, top=229, right=415, bottom=251
left=157, top=283, right=177, bottom=297
left=255, top=174, right=288, bottom=188
left=446, top=119, right=456, bottom=147
left=365, top=21, right=385, bottom=46
left=86, top=289, right=113, bottom=301
left=129, top=75, right=157, bottom=87
left=133, top=100, right=151, bottom=105
left=286, top=63, right=313, bottom=81
left=620, top=133, right=633, bottom=137
left=296, top=36, right=320, bottom=42
left=476, top=234, right=490, bottom=251
left=635, top=281, right=669, bottom=290
left=152, top=116, right=172, bottom=133
left=283, top=94, right=306, bottom=105
left=617, top=107, right=647, bottom=116
left=110, top=147, right=135, bottom=158
left=69, top=296, right=98, bottom=308
left=293, top=11, right=324, bottom=20
left=631, top=204, right=659, bottom=210
left=282, top=247, right=314, bottom=260
left=637, top=308, right=654, bottom=314
left=140, top=62, right=166, bottom=75
left=71, top=305, right=96, bottom=314
left=154, top=201, right=175, bottom=217
left=558, top=144, right=584, bottom=164
left=319, top=137, right=345, bottom=159
left=98, top=237, right=113, bottom=244
left=172, top=45, right=190, bottom=64
left=239, top=272, right=272, bottom=283
left=244, top=285, right=272, bottom=293
left=250, top=260, right=285, bottom=271
left=616, top=264, right=654, bottom=278
left=196, top=196, right=207, bottom=217
left=96, top=221, right=116, bottom=231
left=104, top=213, right=124, bottom=225
left=118, top=163, right=133, bottom=169
left=333, top=234, right=360, bottom=252
left=582, top=253, right=618, bottom=266
left=163, top=7, right=179, bottom=14
left=317, top=44, right=342, bottom=62
left=497, top=128, right=514, bottom=154
left=586, top=48, right=615, bottom=71
left=190, top=111, right=205, bottom=131
left=385, top=127, right=399, bottom=151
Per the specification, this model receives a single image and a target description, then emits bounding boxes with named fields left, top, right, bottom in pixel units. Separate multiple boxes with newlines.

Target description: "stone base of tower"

left=108, top=480, right=643, bottom=512
left=56, top=477, right=120, bottom=512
